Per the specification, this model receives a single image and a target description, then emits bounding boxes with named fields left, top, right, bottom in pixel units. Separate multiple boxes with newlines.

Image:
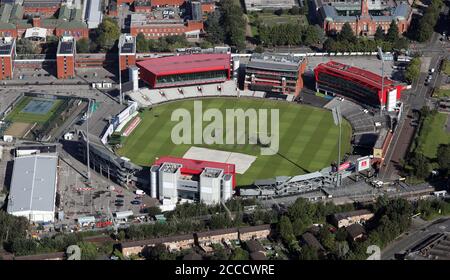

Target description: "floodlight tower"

left=332, top=105, right=342, bottom=187
left=378, top=46, right=385, bottom=117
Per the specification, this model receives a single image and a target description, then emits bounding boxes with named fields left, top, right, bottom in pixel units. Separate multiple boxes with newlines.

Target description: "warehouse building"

left=7, top=154, right=58, bottom=223
left=150, top=156, right=235, bottom=206
left=244, top=53, right=307, bottom=96
left=137, top=53, right=231, bottom=89
left=314, top=60, right=403, bottom=110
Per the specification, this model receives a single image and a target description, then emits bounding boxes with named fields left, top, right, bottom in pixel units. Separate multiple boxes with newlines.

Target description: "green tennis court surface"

left=6, top=96, right=62, bottom=124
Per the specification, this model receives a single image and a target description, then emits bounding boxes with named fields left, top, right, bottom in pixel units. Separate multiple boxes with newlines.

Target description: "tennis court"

left=21, top=98, right=56, bottom=115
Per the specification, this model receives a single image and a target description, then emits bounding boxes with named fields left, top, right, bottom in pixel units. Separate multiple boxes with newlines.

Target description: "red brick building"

left=129, top=12, right=204, bottom=39
left=0, top=37, right=15, bottom=80
left=244, top=53, right=307, bottom=96
left=56, top=36, right=75, bottom=79
left=23, top=0, right=62, bottom=18
left=118, top=34, right=137, bottom=72
left=0, top=3, right=88, bottom=40
left=318, top=0, right=412, bottom=36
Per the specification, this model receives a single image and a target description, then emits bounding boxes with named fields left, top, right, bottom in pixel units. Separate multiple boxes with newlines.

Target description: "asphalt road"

left=381, top=216, right=450, bottom=260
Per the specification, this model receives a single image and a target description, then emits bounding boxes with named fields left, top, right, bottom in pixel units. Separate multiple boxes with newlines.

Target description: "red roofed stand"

left=136, top=53, right=231, bottom=89
left=154, top=156, right=236, bottom=188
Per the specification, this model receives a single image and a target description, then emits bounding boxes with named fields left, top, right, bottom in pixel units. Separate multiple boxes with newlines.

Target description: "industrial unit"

left=150, top=157, right=235, bottom=206
left=244, top=53, right=307, bottom=96
left=7, top=154, right=58, bottom=223
left=314, top=60, right=403, bottom=110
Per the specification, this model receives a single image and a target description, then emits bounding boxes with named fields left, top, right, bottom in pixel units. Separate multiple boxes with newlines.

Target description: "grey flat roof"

left=7, top=154, right=58, bottom=214
left=288, top=171, right=324, bottom=183
left=247, top=54, right=303, bottom=72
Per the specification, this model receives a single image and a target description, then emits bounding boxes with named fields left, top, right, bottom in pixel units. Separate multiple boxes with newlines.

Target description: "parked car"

left=130, top=200, right=141, bottom=205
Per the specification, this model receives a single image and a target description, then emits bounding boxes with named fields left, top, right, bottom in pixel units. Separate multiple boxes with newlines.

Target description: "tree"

left=374, top=25, right=385, bottom=41
left=292, top=218, right=307, bottom=237
left=410, top=152, right=430, bottom=179
left=289, top=6, right=300, bottom=15
left=337, top=23, right=356, bottom=43
left=302, top=25, right=321, bottom=46
left=144, top=206, right=162, bottom=217
left=274, top=9, right=284, bottom=16
left=221, top=0, right=246, bottom=51
left=298, top=245, right=319, bottom=260
left=95, top=17, right=120, bottom=52
left=386, top=20, right=399, bottom=42
left=318, top=226, right=336, bottom=252
left=209, top=213, right=232, bottom=229
left=142, top=243, right=168, bottom=260
left=16, top=39, right=37, bottom=54
left=0, top=211, right=29, bottom=246
left=204, top=11, right=225, bottom=44
left=136, top=32, right=149, bottom=53
left=229, top=247, right=249, bottom=260
left=278, top=216, right=295, bottom=244
left=10, top=238, right=37, bottom=256
left=76, top=38, right=90, bottom=53
left=77, top=242, right=98, bottom=260
left=437, top=145, right=450, bottom=174
left=404, top=57, right=421, bottom=83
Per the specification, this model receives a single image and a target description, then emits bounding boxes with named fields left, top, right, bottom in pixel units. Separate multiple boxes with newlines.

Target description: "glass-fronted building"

left=136, top=53, right=231, bottom=89
left=314, top=61, right=403, bottom=109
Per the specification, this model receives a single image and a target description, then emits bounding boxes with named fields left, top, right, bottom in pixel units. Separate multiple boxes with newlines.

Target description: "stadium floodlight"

left=378, top=46, right=384, bottom=116
left=332, top=106, right=342, bottom=126
left=332, top=106, right=342, bottom=187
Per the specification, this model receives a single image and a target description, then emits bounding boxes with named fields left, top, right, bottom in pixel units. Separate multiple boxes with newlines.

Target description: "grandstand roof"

left=315, top=60, right=395, bottom=90
left=136, top=53, right=231, bottom=76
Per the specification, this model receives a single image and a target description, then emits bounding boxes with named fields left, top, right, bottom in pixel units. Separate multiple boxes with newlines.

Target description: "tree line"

left=135, top=33, right=193, bottom=53
left=203, top=0, right=246, bottom=50
left=257, top=23, right=324, bottom=47
left=414, top=0, right=444, bottom=42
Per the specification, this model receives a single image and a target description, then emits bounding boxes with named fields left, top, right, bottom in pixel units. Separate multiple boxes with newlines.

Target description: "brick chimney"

left=32, top=17, right=41, bottom=28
